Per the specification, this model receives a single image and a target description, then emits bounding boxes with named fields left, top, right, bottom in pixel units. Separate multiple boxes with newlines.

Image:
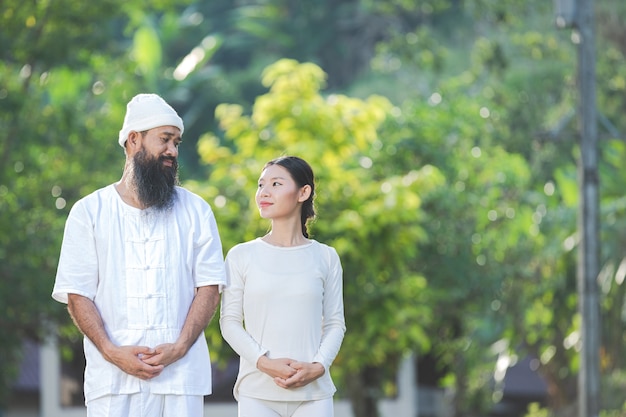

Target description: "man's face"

left=130, top=126, right=181, bottom=210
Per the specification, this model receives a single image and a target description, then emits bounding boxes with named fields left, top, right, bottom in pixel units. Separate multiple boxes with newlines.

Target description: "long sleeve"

left=219, top=247, right=268, bottom=365
left=218, top=239, right=344, bottom=401
left=312, top=246, right=346, bottom=371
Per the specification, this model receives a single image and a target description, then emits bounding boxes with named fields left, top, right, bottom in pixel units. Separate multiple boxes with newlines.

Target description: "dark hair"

left=264, top=156, right=316, bottom=238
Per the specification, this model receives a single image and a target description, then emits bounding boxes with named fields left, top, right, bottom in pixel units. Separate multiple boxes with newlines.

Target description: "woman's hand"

left=256, top=355, right=298, bottom=380
left=272, top=361, right=325, bottom=389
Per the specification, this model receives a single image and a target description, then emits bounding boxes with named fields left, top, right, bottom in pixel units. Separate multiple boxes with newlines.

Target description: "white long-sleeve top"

left=220, top=238, right=346, bottom=401
left=52, top=184, right=227, bottom=402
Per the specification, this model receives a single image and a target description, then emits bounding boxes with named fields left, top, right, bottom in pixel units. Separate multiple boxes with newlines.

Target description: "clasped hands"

left=104, top=343, right=184, bottom=381
left=256, top=355, right=325, bottom=389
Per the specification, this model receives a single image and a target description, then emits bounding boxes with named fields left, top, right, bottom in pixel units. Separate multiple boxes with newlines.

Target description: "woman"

left=220, top=156, right=346, bottom=417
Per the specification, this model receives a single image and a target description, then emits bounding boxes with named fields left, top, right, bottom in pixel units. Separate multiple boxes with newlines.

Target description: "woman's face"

left=256, top=164, right=307, bottom=220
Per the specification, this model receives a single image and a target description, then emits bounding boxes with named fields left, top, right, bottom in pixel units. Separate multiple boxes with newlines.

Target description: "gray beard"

left=131, top=148, right=179, bottom=211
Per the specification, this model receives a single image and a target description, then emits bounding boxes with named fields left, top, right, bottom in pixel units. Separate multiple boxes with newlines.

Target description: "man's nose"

left=165, top=142, right=178, bottom=157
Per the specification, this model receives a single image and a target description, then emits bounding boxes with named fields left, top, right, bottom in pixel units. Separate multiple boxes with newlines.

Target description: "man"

left=52, top=93, right=227, bottom=416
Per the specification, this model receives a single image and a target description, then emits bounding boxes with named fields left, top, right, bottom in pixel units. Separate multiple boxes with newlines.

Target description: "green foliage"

left=378, top=73, right=543, bottom=413
left=524, top=368, right=626, bottom=417
left=3, top=1, right=626, bottom=416
left=0, top=0, right=195, bottom=406
left=192, top=59, right=439, bottom=407
left=601, top=369, right=626, bottom=413
left=524, top=402, right=552, bottom=417
left=348, top=0, right=626, bottom=413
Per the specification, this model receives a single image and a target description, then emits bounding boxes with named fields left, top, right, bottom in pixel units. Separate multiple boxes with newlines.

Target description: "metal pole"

left=576, top=0, right=600, bottom=416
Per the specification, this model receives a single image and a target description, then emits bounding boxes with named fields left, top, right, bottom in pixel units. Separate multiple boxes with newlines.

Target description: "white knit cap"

left=118, top=93, right=184, bottom=148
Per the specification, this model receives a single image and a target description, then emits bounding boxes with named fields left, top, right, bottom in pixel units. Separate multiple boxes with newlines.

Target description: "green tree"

left=4, top=0, right=626, bottom=415
left=400, top=1, right=626, bottom=414
left=191, top=59, right=438, bottom=417
left=372, top=70, right=541, bottom=414
left=0, top=0, right=199, bottom=407
left=1, top=0, right=126, bottom=404
left=344, top=0, right=609, bottom=413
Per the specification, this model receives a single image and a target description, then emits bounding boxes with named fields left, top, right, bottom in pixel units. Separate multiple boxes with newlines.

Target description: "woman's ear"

left=298, top=184, right=312, bottom=202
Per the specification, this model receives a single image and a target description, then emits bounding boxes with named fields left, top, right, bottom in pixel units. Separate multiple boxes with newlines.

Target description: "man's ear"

left=298, top=184, right=312, bottom=202
left=126, top=131, right=141, bottom=151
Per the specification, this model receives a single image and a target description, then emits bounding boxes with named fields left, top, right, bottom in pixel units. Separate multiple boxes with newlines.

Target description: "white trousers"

left=238, top=395, right=334, bottom=417
left=86, top=391, right=203, bottom=417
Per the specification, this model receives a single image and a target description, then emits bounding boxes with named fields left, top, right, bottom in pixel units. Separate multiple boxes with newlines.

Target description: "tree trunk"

left=452, top=353, right=467, bottom=417
left=345, top=368, right=381, bottom=417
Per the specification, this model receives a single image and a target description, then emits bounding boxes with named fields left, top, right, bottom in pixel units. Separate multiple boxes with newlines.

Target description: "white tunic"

left=52, top=184, right=227, bottom=402
left=220, top=238, right=346, bottom=401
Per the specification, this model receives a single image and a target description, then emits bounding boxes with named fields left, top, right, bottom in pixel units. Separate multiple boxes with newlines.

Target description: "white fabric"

left=220, top=238, right=345, bottom=402
left=87, top=388, right=203, bottom=417
left=52, top=184, right=227, bottom=402
left=238, top=395, right=334, bottom=417
left=118, top=94, right=184, bottom=147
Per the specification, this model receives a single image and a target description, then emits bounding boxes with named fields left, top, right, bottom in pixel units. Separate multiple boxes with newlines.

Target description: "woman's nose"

left=257, top=185, right=269, bottom=197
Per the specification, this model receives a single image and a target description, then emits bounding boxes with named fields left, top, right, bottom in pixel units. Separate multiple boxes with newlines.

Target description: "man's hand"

left=67, top=294, right=163, bottom=380
left=140, top=343, right=185, bottom=367
left=273, top=361, right=325, bottom=389
left=104, top=345, right=164, bottom=380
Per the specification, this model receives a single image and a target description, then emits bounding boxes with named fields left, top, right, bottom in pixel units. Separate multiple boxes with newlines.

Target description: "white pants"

left=238, top=395, right=334, bottom=417
left=86, top=391, right=203, bottom=417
